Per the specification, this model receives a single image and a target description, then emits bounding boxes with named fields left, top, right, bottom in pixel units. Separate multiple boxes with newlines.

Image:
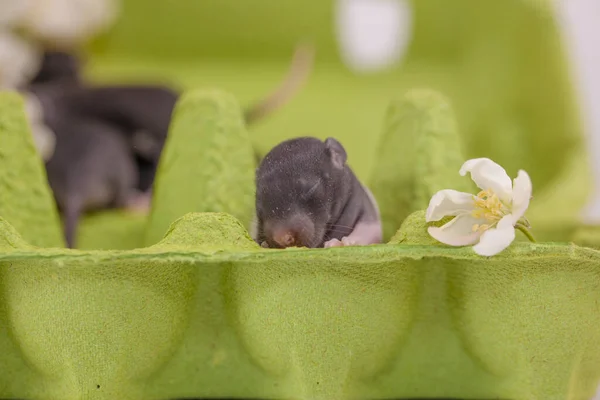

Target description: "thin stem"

left=520, top=216, right=532, bottom=228
left=516, top=224, right=536, bottom=243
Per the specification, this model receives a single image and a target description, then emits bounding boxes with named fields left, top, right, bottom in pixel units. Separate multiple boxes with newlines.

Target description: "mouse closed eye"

left=298, top=177, right=326, bottom=201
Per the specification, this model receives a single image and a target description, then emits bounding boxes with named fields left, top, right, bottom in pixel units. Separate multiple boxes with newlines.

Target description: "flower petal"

left=426, top=189, right=476, bottom=222
left=459, top=158, right=513, bottom=204
left=427, top=214, right=485, bottom=246
left=472, top=215, right=515, bottom=256
left=510, top=169, right=532, bottom=223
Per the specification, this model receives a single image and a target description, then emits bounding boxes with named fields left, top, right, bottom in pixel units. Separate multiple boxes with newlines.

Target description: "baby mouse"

left=253, top=136, right=382, bottom=249
left=45, top=114, right=139, bottom=249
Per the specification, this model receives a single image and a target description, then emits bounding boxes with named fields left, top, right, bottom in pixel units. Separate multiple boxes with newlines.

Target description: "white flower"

left=425, top=158, right=533, bottom=256
left=23, top=92, right=57, bottom=162
left=0, top=30, right=41, bottom=89
left=19, top=0, right=119, bottom=47
left=0, top=0, right=32, bottom=28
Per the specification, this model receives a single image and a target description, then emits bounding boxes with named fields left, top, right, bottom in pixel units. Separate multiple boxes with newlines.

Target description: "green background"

left=1, top=0, right=600, bottom=399
left=77, top=0, right=591, bottom=249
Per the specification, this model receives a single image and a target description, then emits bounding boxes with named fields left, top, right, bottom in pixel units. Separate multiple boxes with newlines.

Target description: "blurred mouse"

left=24, top=43, right=315, bottom=193
left=29, top=49, right=82, bottom=86
left=62, top=42, right=316, bottom=189
left=252, top=136, right=382, bottom=249
left=26, top=80, right=150, bottom=248
left=45, top=114, right=140, bottom=249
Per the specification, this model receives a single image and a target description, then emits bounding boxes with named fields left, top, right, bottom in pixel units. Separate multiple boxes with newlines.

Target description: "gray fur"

left=45, top=114, right=138, bottom=248
left=254, top=136, right=382, bottom=248
left=27, top=80, right=140, bottom=248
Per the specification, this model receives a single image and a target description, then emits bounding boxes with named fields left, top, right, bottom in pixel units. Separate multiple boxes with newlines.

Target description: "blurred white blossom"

left=0, top=30, right=40, bottom=89
left=335, top=0, right=412, bottom=73
left=21, top=92, right=57, bottom=161
left=0, top=0, right=32, bottom=27
left=0, top=0, right=120, bottom=89
left=20, top=0, right=120, bottom=47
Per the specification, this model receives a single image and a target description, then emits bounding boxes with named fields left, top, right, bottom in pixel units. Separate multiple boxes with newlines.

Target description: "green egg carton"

left=1, top=86, right=600, bottom=400
left=2, top=0, right=599, bottom=398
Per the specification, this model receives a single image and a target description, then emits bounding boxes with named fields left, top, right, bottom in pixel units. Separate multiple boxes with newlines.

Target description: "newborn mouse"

left=253, top=136, right=382, bottom=249
left=45, top=115, right=139, bottom=248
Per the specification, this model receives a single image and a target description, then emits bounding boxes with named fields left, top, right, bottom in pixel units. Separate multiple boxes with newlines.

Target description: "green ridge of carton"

left=370, top=89, right=471, bottom=241
left=145, top=89, right=256, bottom=247
left=0, top=92, right=64, bottom=248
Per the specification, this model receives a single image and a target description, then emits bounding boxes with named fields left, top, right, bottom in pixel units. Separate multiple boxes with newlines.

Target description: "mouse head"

left=255, top=136, right=349, bottom=248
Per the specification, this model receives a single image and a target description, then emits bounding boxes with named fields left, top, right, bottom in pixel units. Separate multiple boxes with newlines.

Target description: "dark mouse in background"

left=20, top=48, right=174, bottom=192
left=42, top=42, right=315, bottom=191
left=252, top=136, right=382, bottom=249
left=60, top=84, right=179, bottom=192
left=45, top=115, right=139, bottom=249
left=21, top=44, right=315, bottom=248
left=20, top=50, right=85, bottom=166
left=24, top=80, right=146, bottom=248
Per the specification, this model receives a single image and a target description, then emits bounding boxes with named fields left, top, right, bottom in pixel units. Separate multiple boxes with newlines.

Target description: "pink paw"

left=125, top=192, right=152, bottom=215
left=341, top=236, right=357, bottom=246
left=324, top=237, right=357, bottom=248
left=324, top=238, right=343, bottom=248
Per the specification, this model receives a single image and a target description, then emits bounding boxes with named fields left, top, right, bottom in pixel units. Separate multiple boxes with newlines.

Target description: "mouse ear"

left=324, top=137, right=347, bottom=169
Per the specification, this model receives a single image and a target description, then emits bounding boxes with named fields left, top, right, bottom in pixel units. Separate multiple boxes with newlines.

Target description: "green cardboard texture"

left=0, top=93, right=64, bottom=248
left=145, top=90, right=256, bottom=247
left=1, top=87, right=600, bottom=400
left=370, top=89, right=472, bottom=241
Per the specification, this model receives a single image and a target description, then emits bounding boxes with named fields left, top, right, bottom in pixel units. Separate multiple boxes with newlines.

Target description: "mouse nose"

left=273, top=231, right=297, bottom=247
left=264, top=215, right=315, bottom=248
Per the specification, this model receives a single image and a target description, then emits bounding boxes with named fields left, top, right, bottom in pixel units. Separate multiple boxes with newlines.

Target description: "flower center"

left=470, top=189, right=509, bottom=232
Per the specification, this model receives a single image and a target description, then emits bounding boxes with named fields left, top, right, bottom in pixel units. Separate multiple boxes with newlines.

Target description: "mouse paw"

left=341, top=236, right=357, bottom=246
left=324, top=238, right=343, bottom=248
left=125, top=191, right=152, bottom=215
left=325, top=237, right=358, bottom=248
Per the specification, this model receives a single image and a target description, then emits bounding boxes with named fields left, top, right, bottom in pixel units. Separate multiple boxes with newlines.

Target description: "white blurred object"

left=22, top=91, right=44, bottom=123
left=335, top=0, right=412, bottom=73
left=0, top=0, right=32, bottom=27
left=553, top=0, right=600, bottom=224
left=29, top=123, right=57, bottom=161
left=0, top=30, right=41, bottom=89
left=20, top=0, right=119, bottom=47
left=22, top=91, right=57, bottom=162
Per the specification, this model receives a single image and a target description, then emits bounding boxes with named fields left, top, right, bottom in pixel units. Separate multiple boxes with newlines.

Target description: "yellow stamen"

left=471, top=209, right=483, bottom=218
left=471, top=188, right=510, bottom=233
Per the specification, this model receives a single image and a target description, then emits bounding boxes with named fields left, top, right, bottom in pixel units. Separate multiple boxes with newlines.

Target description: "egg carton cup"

left=0, top=89, right=599, bottom=400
